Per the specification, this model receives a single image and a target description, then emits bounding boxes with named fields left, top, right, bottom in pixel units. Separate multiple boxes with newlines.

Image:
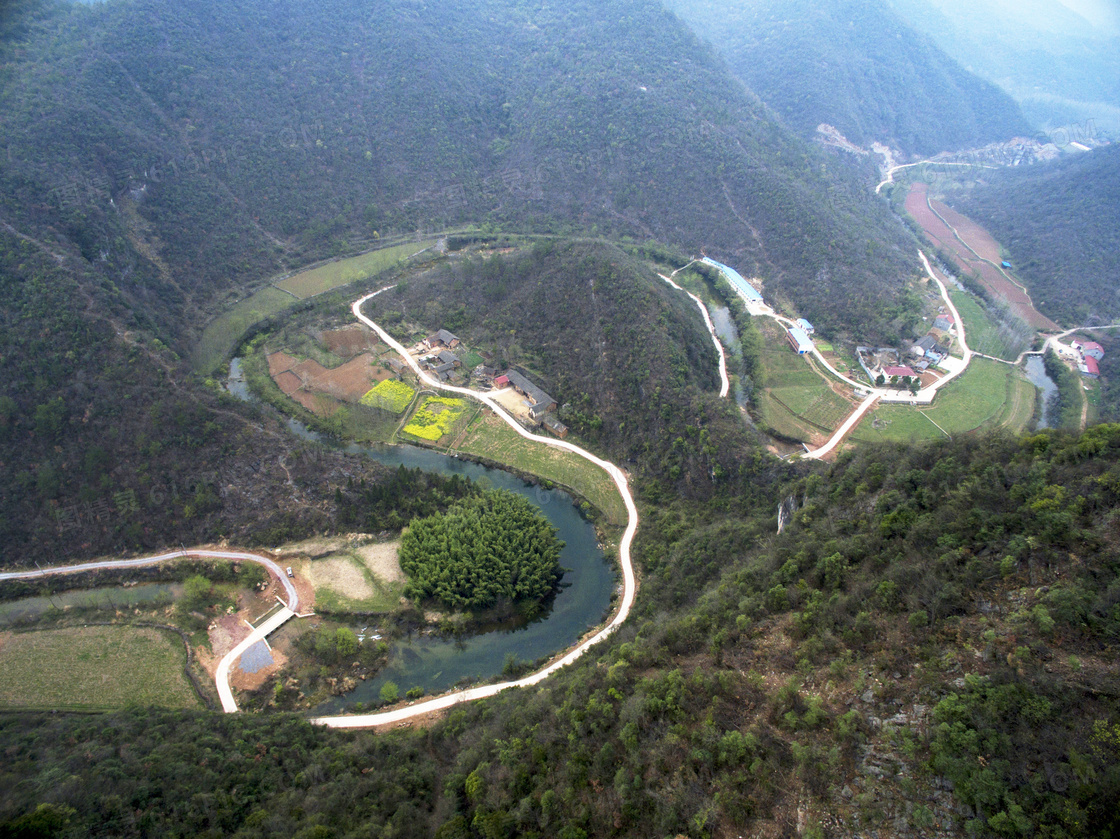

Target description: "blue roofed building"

left=795, top=318, right=814, bottom=334
left=702, top=257, right=763, bottom=303
left=787, top=327, right=814, bottom=355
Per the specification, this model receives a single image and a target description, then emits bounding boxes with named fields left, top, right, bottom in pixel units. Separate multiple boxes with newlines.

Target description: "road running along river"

left=226, top=359, right=616, bottom=710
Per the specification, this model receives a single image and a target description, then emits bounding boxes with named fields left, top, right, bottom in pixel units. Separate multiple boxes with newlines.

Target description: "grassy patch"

left=950, top=290, right=1026, bottom=361
left=275, top=242, right=435, bottom=298
left=853, top=359, right=1031, bottom=443
left=756, top=322, right=852, bottom=438
left=0, top=626, right=201, bottom=710
left=457, top=412, right=627, bottom=526
left=361, top=379, right=416, bottom=414
left=402, top=396, right=468, bottom=442
left=304, top=553, right=405, bottom=614
left=192, top=287, right=296, bottom=374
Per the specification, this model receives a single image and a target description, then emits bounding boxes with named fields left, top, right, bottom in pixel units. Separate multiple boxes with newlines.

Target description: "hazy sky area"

left=1057, top=0, right=1120, bottom=30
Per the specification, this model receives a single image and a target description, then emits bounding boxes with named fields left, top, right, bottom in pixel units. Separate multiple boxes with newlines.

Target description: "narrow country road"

left=0, top=549, right=300, bottom=611
left=310, top=286, right=641, bottom=728
left=0, top=548, right=304, bottom=714
left=658, top=271, right=730, bottom=398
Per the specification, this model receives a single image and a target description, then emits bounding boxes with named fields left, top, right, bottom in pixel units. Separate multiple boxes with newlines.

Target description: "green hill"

left=2, top=427, right=1118, bottom=837
left=950, top=144, right=1120, bottom=325
left=665, top=0, right=1034, bottom=156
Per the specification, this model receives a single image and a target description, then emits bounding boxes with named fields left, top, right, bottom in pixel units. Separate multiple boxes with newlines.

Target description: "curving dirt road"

left=308, top=287, right=640, bottom=728
left=658, top=271, right=730, bottom=398
left=0, top=549, right=300, bottom=611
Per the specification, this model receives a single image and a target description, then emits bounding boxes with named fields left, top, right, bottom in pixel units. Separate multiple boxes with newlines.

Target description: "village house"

left=1073, top=340, right=1104, bottom=361
left=424, top=329, right=460, bottom=350
left=436, top=349, right=461, bottom=367
left=786, top=326, right=813, bottom=355
left=1079, top=356, right=1100, bottom=378
left=795, top=318, right=815, bottom=335
left=505, top=370, right=558, bottom=419
left=910, top=336, right=949, bottom=362
left=542, top=415, right=569, bottom=438
left=882, top=365, right=917, bottom=380
left=933, top=314, right=954, bottom=332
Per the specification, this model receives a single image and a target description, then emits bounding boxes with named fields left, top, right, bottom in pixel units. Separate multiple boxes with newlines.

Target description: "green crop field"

left=457, top=412, right=627, bottom=526
left=852, top=358, right=1035, bottom=443
left=756, top=323, right=852, bottom=438
left=192, top=287, right=296, bottom=374
left=402, top=397, right=468, bottom=442
left=275, top=242, right=435, bottom=298
left=0, top=626, right=201, bottom=711
left=361, top=379, right=416, bottom=414
left=800, top=390, right=854, bottom=430
left=950, top=290, right=1027, bottom=362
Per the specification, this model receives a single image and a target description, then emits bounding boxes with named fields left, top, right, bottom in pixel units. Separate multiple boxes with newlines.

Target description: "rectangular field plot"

left=0, top=626, right=201, bottom=711
left=361, top=379, right=416, bottom=414
left=275, top=242, right=434, bottom=299
left=402, top=397, right=469, bottom=442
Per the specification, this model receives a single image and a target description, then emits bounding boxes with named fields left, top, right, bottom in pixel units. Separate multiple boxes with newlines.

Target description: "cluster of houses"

left=1073, top=339, right=1104, bottom=379
left=420, top=329, right=464, bottom=382
left=907, top=312, right=954, bottom=368
left=420, top=327, right=568, bottom=437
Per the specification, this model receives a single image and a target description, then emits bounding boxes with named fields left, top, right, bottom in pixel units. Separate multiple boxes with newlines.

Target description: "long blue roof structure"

left=701, top=257, right=763, bottom=302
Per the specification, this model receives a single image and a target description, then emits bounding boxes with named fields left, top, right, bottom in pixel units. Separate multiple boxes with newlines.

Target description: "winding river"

left=226, top=359, right=615, bottom=710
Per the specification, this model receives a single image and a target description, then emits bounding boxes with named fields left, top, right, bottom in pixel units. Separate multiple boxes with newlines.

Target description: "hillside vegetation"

left=666, top=0, right=1033, bottom=155
left=950, top=145, right=1120, bottom=325
left=382, top=240, right=787, bottom=502
left=2, top=427, right=1118, bottom=837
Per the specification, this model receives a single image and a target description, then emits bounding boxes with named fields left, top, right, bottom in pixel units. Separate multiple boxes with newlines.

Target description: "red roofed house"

left=1080, top=356, right=1100, bottom=378
left=883, top=365, right=917, bottom=379
left=493, top=375, right=510, bottom=388
left=1080, top=341, right=1104, bottom=361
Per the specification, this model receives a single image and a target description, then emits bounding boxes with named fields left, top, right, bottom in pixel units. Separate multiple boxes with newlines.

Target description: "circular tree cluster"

left=399, top=489, right=564, bottom=611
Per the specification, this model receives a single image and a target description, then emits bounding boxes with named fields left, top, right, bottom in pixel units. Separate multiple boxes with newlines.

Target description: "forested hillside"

left=0, top=0, right=918, bottom=565
left=0, top=0, right=914, bottom=348
left=382, top=240, right=782, bottom=500
left=665, top=0, right=1033, bottom=156
left=950, top=145, right=1120, bottom=325
left=2, top=427, right=1118, bottom=837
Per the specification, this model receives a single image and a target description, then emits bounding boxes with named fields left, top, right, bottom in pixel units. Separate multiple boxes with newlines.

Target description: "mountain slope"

left=888, top=0, right=1120, bottom=136
left=0, top=0, right=915, bottom=346
left=949, top=144, right=1120, bottom=325
left=664, top=0, right=1033, bottom=156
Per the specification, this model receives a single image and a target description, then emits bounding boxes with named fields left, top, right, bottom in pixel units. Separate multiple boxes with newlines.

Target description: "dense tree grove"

left=400, top=490, right=564, bottom=611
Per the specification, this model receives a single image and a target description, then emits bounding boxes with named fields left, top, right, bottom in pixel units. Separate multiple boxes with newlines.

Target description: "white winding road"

left=0, top=548, right=303, bottom=713
left=309, top=287, right=641, bottom=728
left=658, top=272, right=730, bottom=398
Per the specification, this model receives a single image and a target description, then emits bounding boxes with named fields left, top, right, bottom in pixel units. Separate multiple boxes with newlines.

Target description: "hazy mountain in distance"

left=664, top=0, right=1034, bottom=156
left=888, top=0, right=1120, bottom=136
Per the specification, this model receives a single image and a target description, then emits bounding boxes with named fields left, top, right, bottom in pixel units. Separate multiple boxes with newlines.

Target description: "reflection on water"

left=0, top=583, right=180, bottom=625
left=1023, top=355, right=1058, bottom=429
left=225, top=360, right=614, bottom=710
